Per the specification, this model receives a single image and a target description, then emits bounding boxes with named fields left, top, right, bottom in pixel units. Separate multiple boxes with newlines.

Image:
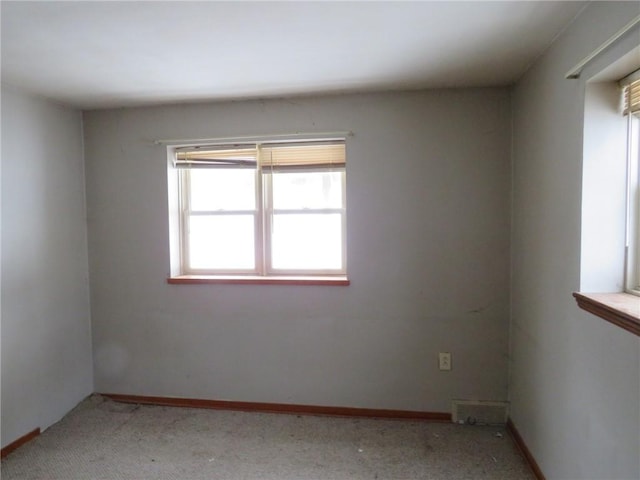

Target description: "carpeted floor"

left=1, top=394, right=535, bottom=479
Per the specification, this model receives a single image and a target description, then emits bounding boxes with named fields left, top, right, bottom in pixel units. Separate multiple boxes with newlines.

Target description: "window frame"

left=625, top=112, right=640, bottom=295
left=179, top=165, right=262, bottom=276
left=572, top=41, right=640, bottom=334
left=172, top=139, right=348, bottom=280
left=262, top=168, right=347, bottom=276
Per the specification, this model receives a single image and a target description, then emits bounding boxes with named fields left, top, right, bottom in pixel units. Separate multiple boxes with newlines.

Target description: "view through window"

left=173, top=140, right=347, bottom=277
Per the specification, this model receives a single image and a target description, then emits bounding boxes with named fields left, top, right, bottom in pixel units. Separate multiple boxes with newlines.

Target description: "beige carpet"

left=1, top=395, right=535, bottom=479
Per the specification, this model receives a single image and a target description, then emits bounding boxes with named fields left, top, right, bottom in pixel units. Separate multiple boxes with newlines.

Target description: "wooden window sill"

left=573, top=292, right=640, bottom=336
left=168, top=275, right=350, bottom=286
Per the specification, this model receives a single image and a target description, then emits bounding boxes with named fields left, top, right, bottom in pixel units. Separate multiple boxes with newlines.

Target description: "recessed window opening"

left=171, top=139, right=347, bottom=278
left=622, top=70, right=640, bottom=295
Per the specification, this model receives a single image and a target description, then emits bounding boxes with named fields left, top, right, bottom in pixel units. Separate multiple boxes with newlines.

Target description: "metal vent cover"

left=451, top=400, right=509, bottom=425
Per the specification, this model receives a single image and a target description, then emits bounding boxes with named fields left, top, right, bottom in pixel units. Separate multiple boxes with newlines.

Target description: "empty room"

left=1, top=1, right=639, bottom=479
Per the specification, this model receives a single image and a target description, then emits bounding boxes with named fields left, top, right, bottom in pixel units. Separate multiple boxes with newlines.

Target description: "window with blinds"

left=175, top=146, right=258, bottom=168
left=622, top=76, right=640, bottom=116
left=173, top=139, right=347, bottom=277
left=621, top=70, right=640, bottom=295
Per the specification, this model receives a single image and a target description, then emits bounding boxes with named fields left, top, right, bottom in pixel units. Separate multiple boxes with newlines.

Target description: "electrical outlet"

left=439, top=352, right=452, bottom=371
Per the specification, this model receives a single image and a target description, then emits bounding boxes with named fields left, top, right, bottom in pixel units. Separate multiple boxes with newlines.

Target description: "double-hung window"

left=172, top=139, right=347, bottom=281
left=623, top=73, right=640, bottom=295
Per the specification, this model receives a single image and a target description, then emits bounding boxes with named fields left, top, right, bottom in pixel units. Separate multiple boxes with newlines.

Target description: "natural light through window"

left=171, top=139, right=347, bottom=281
left=625, top=91, right=639, bottom=295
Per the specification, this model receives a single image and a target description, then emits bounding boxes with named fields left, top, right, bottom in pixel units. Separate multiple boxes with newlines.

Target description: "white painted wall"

left=1, top=87, right=93, bottom=448
left=84, top=89, right=511, bottom=412
left=582, top=81, right=628, bottom=293
left=510, top=2, right=640, bottom=478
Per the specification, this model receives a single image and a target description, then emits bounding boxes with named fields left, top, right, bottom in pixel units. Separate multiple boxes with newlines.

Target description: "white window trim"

left=625, top=113, right=640, bottom=295
left=262, top=170, right=347, bottom=277
left=179, top=164, right=262, bottom=276
left=169, top=138, right=348, bottom=280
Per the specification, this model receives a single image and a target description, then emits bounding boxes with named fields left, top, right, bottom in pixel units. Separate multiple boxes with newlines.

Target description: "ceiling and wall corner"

left=1, top=1, right=587, bottom=108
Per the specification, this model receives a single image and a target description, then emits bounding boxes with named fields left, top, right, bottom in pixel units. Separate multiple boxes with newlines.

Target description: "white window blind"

left=174, top=140, right=345, bottom=170
left=174, top=145, right=257, bottom=168
left=261, top=141, right=346, bottom=170
left=621, top=69, right=640, bottom=116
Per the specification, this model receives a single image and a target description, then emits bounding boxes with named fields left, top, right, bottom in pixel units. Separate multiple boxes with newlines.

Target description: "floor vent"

left=451, top=400, right=509, bottom=425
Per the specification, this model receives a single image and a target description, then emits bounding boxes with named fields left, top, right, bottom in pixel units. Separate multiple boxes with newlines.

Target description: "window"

left=170, top=139, right=347, bottom=282
left=572, top=38, right=640, bottom=333
left=623, top=73, right=640, bottom=295
left=574, top=57, right=640, bottom=334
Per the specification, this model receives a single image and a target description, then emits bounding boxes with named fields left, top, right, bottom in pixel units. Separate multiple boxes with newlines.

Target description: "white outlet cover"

left=438, top=352, right=451, bottom=370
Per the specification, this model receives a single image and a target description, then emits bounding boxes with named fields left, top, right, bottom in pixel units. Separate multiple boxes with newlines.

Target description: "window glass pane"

left=189, top=215, right=255, bottom=270
left=272, top=171, right=343, bottom=209
left=271, top=214, right=342, bottom=270
left=189, top=169, right=255, bottom=211
left=632, top=116, right=640, bottom=290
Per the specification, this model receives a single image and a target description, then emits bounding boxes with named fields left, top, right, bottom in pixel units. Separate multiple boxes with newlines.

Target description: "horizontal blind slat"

left=261, top=143, right=345, bottom=168
left=624, top=79, right=640, bottom=115
left=175, top=147, right=257, bottom=168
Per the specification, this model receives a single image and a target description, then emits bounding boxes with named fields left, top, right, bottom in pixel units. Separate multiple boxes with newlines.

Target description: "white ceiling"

left=1, top=1, right=587, bottom=109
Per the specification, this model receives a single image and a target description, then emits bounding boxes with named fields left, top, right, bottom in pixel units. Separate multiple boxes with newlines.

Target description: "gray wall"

left=1, top=87, right=93, bottom=448
left=510, top=2, right=640, bottom=479
left=84, top=89, right=511, bottom=412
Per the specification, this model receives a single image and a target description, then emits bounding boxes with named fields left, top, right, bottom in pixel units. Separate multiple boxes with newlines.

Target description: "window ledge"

left=573, top=292, right=640, bottom=336
left=168, top=275, right=350, bottom=286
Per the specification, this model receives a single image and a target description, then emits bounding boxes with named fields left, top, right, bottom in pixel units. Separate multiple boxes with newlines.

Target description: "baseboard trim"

left=507, top=418, right=546, bottom=480
left=102, top=393, right=451, bottom=422
left=1, top=428, right=40, bottom=460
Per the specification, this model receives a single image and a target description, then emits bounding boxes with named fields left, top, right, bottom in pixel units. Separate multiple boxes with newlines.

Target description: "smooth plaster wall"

left=510, top=2, right=640, bottom=479
left=84, top=89, right=511, bottom=412
left=1, top=87, right=93, bottom=448
left=581, top=81, right=628, bottom=293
